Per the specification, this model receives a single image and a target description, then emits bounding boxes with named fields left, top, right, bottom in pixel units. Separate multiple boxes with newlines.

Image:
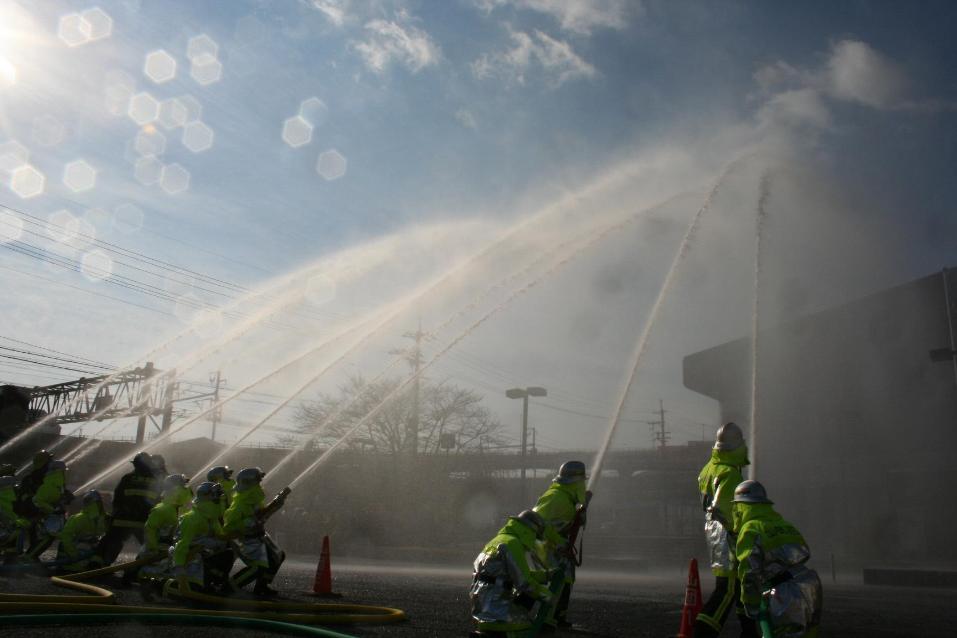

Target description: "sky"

left=1, top=0, right=956, bottom=456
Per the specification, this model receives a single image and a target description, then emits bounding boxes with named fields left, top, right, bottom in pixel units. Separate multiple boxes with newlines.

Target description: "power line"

left=1, top=202, right=351, bottom=324
left=0, top=352, right=104, bottom=375
left=0, top=345, right=114, bottom=372
left=0, top=334, right=117, bottom=370
left=1, top=210, right=345, bottom=329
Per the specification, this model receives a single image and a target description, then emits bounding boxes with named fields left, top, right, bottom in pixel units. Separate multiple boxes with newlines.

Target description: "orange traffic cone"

left=676, top=558, right=703, bottom=638
left=308, top=535, right=342, bottom=598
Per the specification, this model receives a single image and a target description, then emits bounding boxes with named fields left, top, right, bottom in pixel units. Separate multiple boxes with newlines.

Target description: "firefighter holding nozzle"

left=532, top=460, right=591, bottom=629
left=223, top=467, right=289, bottom=597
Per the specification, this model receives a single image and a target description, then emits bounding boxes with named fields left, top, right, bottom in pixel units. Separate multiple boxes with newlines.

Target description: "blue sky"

left=1, top=0, right=955, bottom=452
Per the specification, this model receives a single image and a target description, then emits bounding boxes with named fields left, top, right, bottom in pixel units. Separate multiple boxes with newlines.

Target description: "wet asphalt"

left=2, top=556, right=956, bottom=637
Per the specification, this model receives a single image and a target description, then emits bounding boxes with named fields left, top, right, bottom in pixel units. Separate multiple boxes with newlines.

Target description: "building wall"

left=683, top=268, right=957, bottom=568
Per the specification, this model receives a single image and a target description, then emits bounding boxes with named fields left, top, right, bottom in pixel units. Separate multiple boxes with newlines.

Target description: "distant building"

left=683, top=267, right=957, bottom=567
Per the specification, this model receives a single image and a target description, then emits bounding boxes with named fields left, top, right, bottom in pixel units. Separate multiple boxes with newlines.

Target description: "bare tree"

left=293, top=374, right=505, bottom=455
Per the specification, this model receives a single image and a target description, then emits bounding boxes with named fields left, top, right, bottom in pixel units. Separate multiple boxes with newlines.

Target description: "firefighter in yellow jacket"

left=695, top=422, right=756, bottom=638
left=137, top=474, right=192, bottom=583
left=733, top=480, right=822, bottom=638
left=223, top=467, right=286, bottom=597
left=470, top=510, right=553, bottom=637
left=532, top=460, right=590, bottom=628
left=0, top=475, right=30, bottom=559
left=169, top=482, right=233, bottom=593
left=56, top=490, right=107, bottom=572
left=25, top=460, right=70, bottom=559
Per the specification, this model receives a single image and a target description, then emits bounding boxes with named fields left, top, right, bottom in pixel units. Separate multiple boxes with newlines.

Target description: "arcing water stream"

left=281, top=189, right=698, bottom=492
left=71, top=154, right=691, bottom=493
left=3, top=225, right=438, bottom=463
left=199, top=190, right=695, bottom=484
left=749, top=171, right=772, bottom=480
left=587, top=155, right=754, bottom=492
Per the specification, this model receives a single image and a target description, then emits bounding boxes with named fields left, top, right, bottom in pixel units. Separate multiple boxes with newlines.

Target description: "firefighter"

left=469, top=509, right=552, bottom=637
left=206, top=466, right=235, bottom=514
left=733, top=480, right=822, bottom=637
left=14, top=450, right=52, bottom=522
left=137, top=474, right=193, bottom=585
left=695, top=422, right=756, bottom=638
left=170, top=482, right=234, bottom=594
left=223, top=467, right=286, bottom=597
left=0, top=475, right=30, bottom=560
left=56, top=490, right=108, bottom=572
left=531, top=460, right=590, bottom=628
left=25, top=459, right=70, bottom=559
left=96, top=452, right=160, bottom=575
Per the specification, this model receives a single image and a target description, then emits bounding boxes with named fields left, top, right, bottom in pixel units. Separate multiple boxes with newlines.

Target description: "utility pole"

left=209, top=370, right=223, bottom=442
left=392, top=322, right=429, bottom=458
left=645, top=399, right=670, bottom=450
left=134, top=362, right=155, bottom=444
left=506, top=386, right=547, bottom=505
left=160, top=370, right=177, bottom=434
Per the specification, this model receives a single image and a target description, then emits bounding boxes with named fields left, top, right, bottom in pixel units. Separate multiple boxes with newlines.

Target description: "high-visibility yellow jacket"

left=533, top=481, right=586, bottom=548
left=171, top=501, right=224, bottom=567
left=698, top=446, right=749, bottom=576
left=734, top=502, right=822, bottom=636
left=60, top=500, right=107, bottom=558
left=1, top=484, right=28, bottom=529
left=32, top=469, right=67, bottom=515
left=223, top=485, right=265, bottom=539
left=215, top=478, right=235, bottom=516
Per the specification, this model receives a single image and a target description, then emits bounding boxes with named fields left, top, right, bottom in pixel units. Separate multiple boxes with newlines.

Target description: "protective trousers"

left=231, top=534, right=284, bottom=588
left=26, top=512, right=65, bottom=559
left=96, top=523, right=145, bottom=579
left=694, top=575, right=759, bottom=638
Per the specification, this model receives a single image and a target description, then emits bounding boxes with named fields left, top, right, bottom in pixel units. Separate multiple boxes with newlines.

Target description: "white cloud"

left=472, top=28, right=596, bottom=87
left=753, top=39, right=913, bottom=112
left=826, top=39, right=909, bottom=109
left=477, top=0, right=632, bottom=35
left=310, top=0, right=350, bottom=27
left=352, top=14, right=440, bottom=73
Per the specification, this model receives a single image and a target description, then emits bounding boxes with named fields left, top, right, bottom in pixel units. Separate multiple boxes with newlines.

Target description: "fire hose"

left=0, top=556, right=406, bottom=635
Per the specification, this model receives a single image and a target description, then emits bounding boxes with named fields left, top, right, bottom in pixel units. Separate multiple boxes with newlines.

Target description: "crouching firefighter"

left=0, top=475, right=30, bottom=560
left=470, top=510, right=553, bottom=638
left=56, top=490, right=108, bottom=572
left=223, top=467, right=289, bottom=597
left=733, top=480, right=823, bottom=638
left=532, top=460, right=592, bottom=629
left=137, top=474, right=193, bottom=584
left=25, top=460, right=70, bottom=560
left=169, top=482, right=234, bottom=594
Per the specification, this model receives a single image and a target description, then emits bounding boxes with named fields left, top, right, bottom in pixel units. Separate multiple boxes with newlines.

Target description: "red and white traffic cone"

left=676, top=558, right=703, bottom=637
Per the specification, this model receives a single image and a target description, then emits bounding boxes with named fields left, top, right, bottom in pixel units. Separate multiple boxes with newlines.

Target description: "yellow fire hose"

left=0, top=556, right=406, bottom=632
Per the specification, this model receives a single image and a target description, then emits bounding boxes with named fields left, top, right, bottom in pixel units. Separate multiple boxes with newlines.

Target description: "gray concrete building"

left=683, top=267, right=957, bottom=569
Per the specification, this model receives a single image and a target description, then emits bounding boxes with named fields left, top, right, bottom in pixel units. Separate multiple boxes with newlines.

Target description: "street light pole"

left=520, top=394, right=529, bottom=484
left=507, top=386, right=547, bottom=504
